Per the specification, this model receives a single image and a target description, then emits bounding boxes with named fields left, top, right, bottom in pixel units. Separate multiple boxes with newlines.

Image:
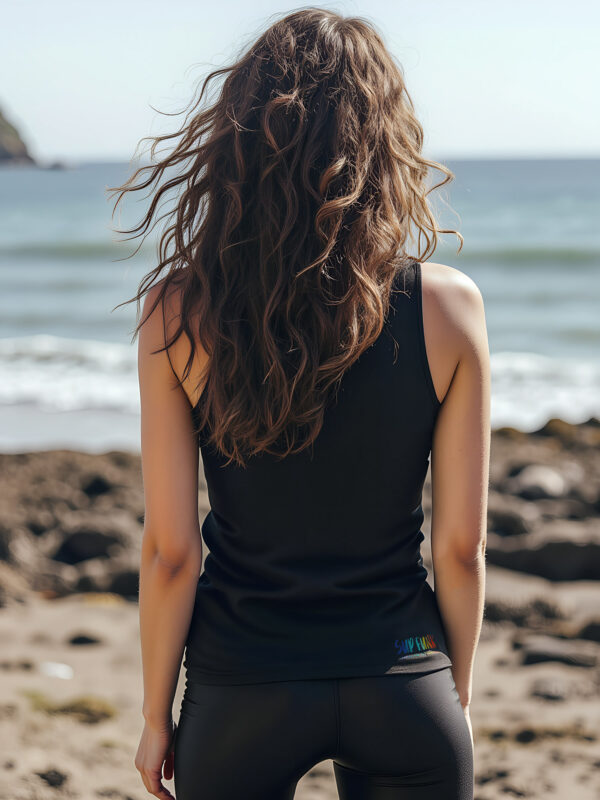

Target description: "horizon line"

left=22, top=153, right=600, bottom=168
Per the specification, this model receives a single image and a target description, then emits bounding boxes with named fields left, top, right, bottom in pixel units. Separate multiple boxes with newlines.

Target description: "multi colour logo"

left=394, top=633, right=437, bottom=656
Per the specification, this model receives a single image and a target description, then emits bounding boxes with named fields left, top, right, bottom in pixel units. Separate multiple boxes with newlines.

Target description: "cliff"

left=0, top=105, right=36, bottom=165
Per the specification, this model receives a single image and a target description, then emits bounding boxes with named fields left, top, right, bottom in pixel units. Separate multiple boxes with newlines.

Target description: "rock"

left=533, top=416, right=600, bottom=448
left=52, top=530, right=123, bottom=564
left=49, top=509, right=138, bottom=564
left=514, top=728, right=537, bottom=743
left=0, top=105, right=36, bottom=165
left=35, top=769, right=68, bottom=788
left=504, top=464, right=568, bottom=500
left=68, top=633, right=102, bottom=646
left=575, top=620, right=600, bottom=643
left=512, top=633, right=599, bottom=668
left=107, top=569, right=139, bottom=599
left=485, top=523, right=600, bottom=581
left=484, top=597, right=563, bottom=627
left=534, top=418, right=581, bottom=439
left=538, top=496, right=598, bottom=521
left=475, top=768, right=511, bottom=786
left=492, top=425, right=530, bottom=442
left=81, top=473, right=114, bottom=498
left=487, top=506, right=531, bottom=537
left=0, top=521, right=12, bottom=561
left=529, top=676, right=570, bottom=701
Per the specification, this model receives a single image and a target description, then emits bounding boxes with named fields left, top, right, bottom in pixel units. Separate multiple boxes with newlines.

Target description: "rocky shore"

left=1, top=417, right=599, bottom=799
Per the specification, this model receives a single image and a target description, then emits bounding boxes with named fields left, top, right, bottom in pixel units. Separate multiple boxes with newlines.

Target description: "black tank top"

left=183, top=259, right=452, bottom=684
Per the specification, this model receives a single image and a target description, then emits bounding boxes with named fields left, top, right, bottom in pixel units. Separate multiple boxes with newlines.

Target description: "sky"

left=2, top=0, right=598, bottom=164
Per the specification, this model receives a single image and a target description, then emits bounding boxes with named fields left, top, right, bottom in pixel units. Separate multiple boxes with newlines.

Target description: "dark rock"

left=484, top=597, right=563, bottom=627
left=476, top=768, right=510, bottom=785
left=551, top=497, right=598, bottom=520
left=576, top=620, right=600, bottom=643
left=82, top=474, right=113, bottom=498
left=514, top=728, right=537, bottom=743
left=0, top=106, right=36, bottom=165
left=52, top=530, right=123, bottom=564
left=35, top=769, right=68, bottom=788
left=485, top=529, right=600, bottom=581
left=505, top=461, right=533, bottom=479
left=68, top=633, right=102, bottom=646
left=108, top=569, right=139, bottom=599
left=487, top=507, right=530, bottom=537
left=0, top=522, right=12, bottom=561
left=512, top=633, right=598, bottom=668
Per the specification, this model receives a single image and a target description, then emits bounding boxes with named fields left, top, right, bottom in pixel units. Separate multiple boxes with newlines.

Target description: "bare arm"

left=430, top=274, right=490, bottom=709
left=137, top=282, right=203, bottom=729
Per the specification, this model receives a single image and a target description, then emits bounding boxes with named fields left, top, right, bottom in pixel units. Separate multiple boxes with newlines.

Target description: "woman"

left=108, top=8, right=489, bottom=800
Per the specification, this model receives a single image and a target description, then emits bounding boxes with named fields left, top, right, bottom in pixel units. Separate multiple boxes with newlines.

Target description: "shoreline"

left=1, top=404, right=598, bottom=456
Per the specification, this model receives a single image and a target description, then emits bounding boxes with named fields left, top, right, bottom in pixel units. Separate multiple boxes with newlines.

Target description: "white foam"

left=0, top=336, right=598, bottom=447
left=0, top=334, right=138, bottom=413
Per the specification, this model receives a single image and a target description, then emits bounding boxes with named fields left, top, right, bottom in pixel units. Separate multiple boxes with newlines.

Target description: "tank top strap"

left=389, top=259, right=440, bottom=411
left=388, top=258, right=418, bottom=334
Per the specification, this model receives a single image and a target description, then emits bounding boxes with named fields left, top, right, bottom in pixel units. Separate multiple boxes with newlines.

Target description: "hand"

left=135, top=717, right=177, bottom=799
left=462, top=704, right=474, bottom=753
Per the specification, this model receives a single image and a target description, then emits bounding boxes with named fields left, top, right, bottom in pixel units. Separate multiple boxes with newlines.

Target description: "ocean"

left=0, top=158, right=598, bottom=452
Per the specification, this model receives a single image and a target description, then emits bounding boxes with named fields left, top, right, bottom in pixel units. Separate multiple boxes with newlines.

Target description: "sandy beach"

left=1, top=416, right=599, bottom=799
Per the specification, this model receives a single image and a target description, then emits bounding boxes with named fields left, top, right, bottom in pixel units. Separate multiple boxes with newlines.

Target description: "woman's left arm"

left=134, top=282, right=203, bottom=799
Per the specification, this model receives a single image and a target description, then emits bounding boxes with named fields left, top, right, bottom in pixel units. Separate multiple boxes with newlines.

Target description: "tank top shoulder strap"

left=389, top=259, right=441, bottom=410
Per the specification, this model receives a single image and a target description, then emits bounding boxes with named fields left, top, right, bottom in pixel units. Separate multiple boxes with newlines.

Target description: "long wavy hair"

left=107, top=7, right=462, bottom=468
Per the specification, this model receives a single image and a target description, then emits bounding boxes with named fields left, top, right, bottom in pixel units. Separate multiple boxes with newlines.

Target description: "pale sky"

left=2, top=0, right=598, bottom=163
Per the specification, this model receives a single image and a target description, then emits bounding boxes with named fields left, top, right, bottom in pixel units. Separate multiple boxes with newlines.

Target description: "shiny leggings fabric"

left=173, top=666, right=474, bottom=800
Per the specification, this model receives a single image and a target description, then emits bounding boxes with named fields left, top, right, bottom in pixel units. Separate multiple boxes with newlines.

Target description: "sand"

left=0, top=416, right=599, bottom=799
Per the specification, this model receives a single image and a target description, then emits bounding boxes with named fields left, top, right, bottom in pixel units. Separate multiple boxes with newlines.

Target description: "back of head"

left=108, top=7, right=461, bottom=467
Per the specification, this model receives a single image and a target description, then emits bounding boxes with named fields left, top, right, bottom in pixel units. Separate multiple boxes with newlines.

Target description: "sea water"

left=0, top=158, right=598, bottom=451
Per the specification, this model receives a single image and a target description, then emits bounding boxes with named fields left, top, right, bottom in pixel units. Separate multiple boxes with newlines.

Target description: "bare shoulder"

left=420, top=261, right=487, bottom=355
left=140, top=273, right=208, bottom=404
left=421, top=261, right=484, bottom=308
left=140, top=275, right=185, bottom=336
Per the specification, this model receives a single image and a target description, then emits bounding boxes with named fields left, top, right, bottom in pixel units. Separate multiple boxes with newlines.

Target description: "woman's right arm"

left=429, top=272, right=491, bottom=710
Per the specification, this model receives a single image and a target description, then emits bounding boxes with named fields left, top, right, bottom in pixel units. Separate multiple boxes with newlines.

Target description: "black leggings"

left=173, top=665, right=474, bottom=800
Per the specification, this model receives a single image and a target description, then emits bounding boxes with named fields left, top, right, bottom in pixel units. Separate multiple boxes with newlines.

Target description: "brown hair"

left=107, top=7, right=462, bottom=468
